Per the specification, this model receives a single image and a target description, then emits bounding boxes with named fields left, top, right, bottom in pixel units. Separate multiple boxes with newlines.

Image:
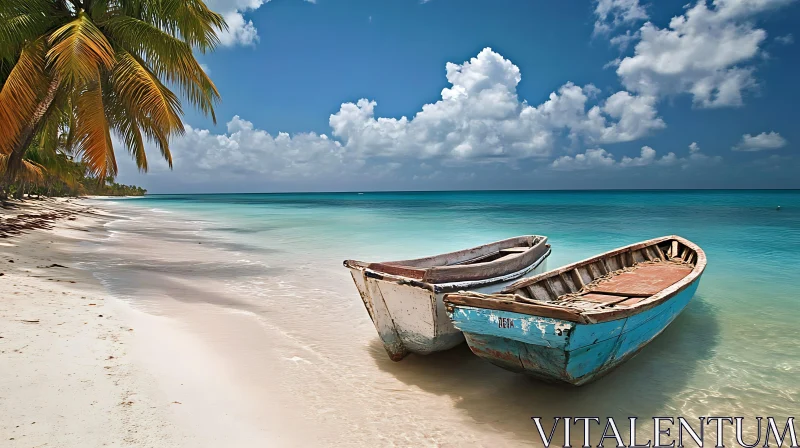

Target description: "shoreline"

left=1, top=199, right=316, bottom=447
left=0, top=199, right=193, bottom=446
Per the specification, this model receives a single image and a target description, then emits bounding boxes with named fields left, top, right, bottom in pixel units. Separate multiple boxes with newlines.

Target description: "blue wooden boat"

left=444, top=236, right=705, bottom=385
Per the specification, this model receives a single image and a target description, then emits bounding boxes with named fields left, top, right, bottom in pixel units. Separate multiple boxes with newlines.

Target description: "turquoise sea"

left=87, top=190, right=800, bottom=445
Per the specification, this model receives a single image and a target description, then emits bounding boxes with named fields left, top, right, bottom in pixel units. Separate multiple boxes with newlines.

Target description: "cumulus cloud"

left=204, top=0, right=267, bottom=46
left=551, top=148, right=617, bottom=170
left=775, top=34, right=794, bottom=44
left=619, top=145, right=658, bottom=166
left=550, top=143, right=721, bottom=170
left=593, top=0, right=649, bottom=35
left=684, top=141, right=723, bottom=166
left=205, top=0, right=314, bottom=47
left=329, top=48, right=664, bottom=161
left=733, top=131, right=788, bottom=151
left=128, top=48, right=668, bottom=186
left=136, top=116, right=352, bottom=185
left=616, top=0, right=796, bottom=108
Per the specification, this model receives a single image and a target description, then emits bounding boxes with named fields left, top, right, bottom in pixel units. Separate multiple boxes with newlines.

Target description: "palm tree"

left=0, top=0, right=225, bottom=186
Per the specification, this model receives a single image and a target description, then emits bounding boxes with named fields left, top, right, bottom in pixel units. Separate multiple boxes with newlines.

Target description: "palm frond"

left=74, top=74, right=116, bottom=178
left=111, top=50, right=184, bottom=135
left=121, top=0, right=226, bottom=52
left=47, top=12, right=115, bottom=86
left=0, top=153, right=45, bottom=182
left=139, top=114, right=173, bottom=168
left=101, top=14, right=221, bottom=123
left=122, top=115, right=148, bottom=171
left=0, top=0, right=61, bottom=62
left=0, top=38, right=49, bottom=155
left=103, top=77, right=149, bottom=171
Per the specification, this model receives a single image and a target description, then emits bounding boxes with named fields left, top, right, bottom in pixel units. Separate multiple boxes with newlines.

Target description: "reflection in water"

left=371, top=298, right=720, bottom=445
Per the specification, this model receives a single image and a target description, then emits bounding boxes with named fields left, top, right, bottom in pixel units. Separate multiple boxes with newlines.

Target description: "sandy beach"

left=1, top=200, right=310, bottom=447
left=0, top=200, right=192, bottom=446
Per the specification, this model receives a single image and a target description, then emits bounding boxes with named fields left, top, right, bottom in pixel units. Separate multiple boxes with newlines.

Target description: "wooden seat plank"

left=500, top=247, right=530, bottom=254
left=495, top=252, right=523, bottom=261
left=558, top=292, right=648, bottom=310
left=578, top=293, right=630, bottom=304
left=615, top=297, right=646, bottom=307
left=591, top=263, right=692, bottom=296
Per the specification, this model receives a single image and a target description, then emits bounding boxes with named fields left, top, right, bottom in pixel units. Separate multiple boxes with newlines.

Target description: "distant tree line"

left=84, top=177, right=147, bottom=197
left=1, top=144, right=146, bottom=199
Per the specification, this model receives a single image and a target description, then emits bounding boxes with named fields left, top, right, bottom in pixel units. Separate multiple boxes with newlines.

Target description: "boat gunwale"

left=343, top=235, right=549, bottom=284
left=443, top=235, right=706, bottom=324
left=345, top=246, right=552, bottom=293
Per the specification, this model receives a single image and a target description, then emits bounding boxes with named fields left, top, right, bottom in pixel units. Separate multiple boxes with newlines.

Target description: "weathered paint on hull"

left=448, top=275, right=702, bottom=385
left=349, top=256, right=550, bottom=361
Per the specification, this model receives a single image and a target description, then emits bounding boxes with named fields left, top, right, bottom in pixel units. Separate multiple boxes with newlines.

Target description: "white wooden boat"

left=344, top=235, right=551, bottom=361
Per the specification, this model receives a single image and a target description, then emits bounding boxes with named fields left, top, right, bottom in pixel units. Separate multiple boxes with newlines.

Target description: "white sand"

left=0, top=200, right=325, bottom=447
left=0, top=200, right=196, bottom=446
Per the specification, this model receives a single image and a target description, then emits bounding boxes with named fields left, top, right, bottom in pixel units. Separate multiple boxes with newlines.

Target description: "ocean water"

left=81, top=191, right=800, bottom=446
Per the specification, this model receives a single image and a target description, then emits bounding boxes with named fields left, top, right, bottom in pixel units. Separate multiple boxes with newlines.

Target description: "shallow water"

left=81, top=191, right=800, bottom=446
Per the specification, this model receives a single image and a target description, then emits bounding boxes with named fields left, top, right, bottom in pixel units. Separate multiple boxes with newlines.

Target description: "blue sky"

left=117, top=0, right=800, bottom=192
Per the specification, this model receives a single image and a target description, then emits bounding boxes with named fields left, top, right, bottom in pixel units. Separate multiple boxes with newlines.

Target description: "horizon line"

left=137, top=188, right=800, bottom=195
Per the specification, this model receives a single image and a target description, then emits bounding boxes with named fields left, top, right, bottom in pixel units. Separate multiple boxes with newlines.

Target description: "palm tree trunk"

left=3, top=77, right=60, bottom=183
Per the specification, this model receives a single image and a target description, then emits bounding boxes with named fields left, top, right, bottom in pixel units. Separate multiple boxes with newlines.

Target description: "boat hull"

left=447, top=274, right=702, bottom=385
left=348, top=251, right=550, bottom=361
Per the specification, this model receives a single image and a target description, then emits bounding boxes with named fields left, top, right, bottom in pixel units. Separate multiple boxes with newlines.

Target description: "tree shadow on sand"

left=369, top=296, right=720, bottom=445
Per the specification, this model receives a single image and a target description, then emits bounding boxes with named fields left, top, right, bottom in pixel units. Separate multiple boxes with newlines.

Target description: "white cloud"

left=685, top=141, right=723, bottom=166
left=593, top=91, right=665, bottom=142
left=551, top=148, right=617, bottom=170
left=616, top=0, right=796, bottom=108
left=205, top=0, right=267, bottom=46
left=206, top=0, right=315, bottom=47
left=328, top=48, right=664, bottom=161
left=776, top=34, right=794, bottom=44
left=620, top=145, right=657, bottom=166
left=733, top=131, right=788, bottom=151
left=550, top=143, right=721, bottom=171
left=609, top=29, right=641, bottom=50
left=594, top=0, right=649, bottom=35
left=150, top=116, right=351, bottom=182
left=128, top=48, right=668, bottom=185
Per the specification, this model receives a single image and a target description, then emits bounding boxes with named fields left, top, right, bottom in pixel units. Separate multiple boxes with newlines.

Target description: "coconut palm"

left=0, top=0, right=225, bottom=185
